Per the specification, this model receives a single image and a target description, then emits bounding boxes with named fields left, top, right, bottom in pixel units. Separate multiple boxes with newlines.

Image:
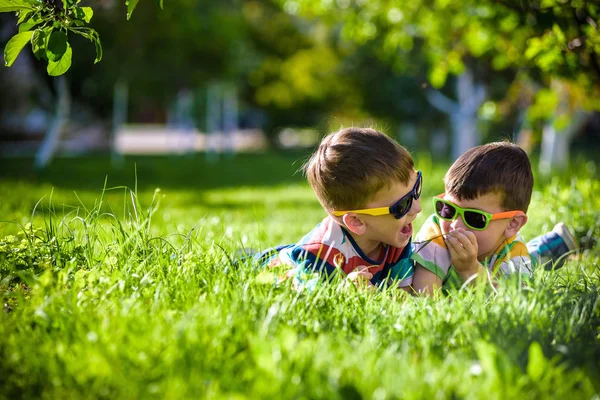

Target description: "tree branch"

left=426, top=89, right=458, bottom=115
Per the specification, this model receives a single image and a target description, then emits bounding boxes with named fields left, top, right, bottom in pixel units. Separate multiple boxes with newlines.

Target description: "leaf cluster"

left=1, top=0, right=102, bottom=75
left=280, top=0, right=600, bottom=116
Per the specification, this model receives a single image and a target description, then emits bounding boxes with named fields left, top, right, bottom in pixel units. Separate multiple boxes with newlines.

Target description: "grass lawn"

left=0, top=152, right=599, bottom=399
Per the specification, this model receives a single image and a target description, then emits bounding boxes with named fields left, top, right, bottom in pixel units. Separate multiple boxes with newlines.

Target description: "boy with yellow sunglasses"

left=411, top=141, right=577, bottom=294
left=257, top=127, right=421, bottom=291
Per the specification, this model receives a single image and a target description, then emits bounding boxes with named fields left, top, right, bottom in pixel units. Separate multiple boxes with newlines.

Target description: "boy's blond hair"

left=303, top=127, right=414, bottom=212
left=444, top=141, right=533, bottom=212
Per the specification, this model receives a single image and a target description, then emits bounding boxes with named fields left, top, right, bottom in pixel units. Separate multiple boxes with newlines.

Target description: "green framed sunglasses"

left=433, top=196, right=525, bottom=231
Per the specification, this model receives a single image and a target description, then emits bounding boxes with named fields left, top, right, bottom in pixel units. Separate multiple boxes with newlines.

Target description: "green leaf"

left=92, top=34, right=102, bottom=63
left=73, top=6, right=93, bottom=23
left=69, top=26, right=93, bottom=40
left=0, top=0, right=34, bottom=12
left=552, top=24, right=566, bottom=45
left=46, top=30, right=68, bottom=62
left=554, top=114, right=571, bottom=131
left=70, top=27, right=102, bottom=63
left=475, top=340, right=499, bottom=382
left=126, top=0, right=139, bottom=20
left=540, top=0, right=555, bottom=7
left=525, top=37, right=543, bottom=60
left=429, top=63, right=448, bottom=89
left=31, top=28, right=47, bottom=60
left=47, top=43, right=72, bottom=76
left=464, top=22, right=492, bottom=57
left=18, top=14, right=43, bottom=32
left=526, top=341, right=546, bottom=381
left=17, top=8, right=31, bottom=23
left=4, top=30, right=33, bottom=67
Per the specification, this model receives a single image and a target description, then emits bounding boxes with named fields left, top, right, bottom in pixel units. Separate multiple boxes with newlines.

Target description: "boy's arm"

left=412, top=264, right=442, bottom=296
left=411, top=214, right=453, bottom=293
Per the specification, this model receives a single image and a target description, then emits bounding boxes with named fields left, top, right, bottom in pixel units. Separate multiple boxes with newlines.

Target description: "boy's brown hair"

left=303, top=127, right=414, bottom=212
left=444, top=141, right=533, bottom=212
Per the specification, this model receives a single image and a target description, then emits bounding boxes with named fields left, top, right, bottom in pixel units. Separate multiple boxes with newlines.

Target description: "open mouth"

left=400, top=222, right=412, bottom=236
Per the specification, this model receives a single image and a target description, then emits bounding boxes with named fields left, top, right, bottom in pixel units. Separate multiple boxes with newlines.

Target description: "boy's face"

left=439, top=192, right=512, bottom=261
left=358, top=171, right=422, bottom=249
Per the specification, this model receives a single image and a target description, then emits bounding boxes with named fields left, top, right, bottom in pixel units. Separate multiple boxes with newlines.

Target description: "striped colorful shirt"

left=411, top=214, right=533, bottom=290
left=261, top=216, right=414, bottom=289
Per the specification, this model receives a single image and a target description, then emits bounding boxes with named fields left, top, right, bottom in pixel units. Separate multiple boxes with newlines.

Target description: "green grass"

left=0, top=153, right=599, bottom=399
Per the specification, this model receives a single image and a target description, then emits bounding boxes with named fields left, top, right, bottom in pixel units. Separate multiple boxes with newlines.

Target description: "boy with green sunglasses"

left=411, top=141, right=577, bottom=294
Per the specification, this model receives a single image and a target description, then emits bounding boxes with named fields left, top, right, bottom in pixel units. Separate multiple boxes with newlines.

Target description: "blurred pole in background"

left=111, top=79, right=128, bottom=167
left=169, top=88, right=196, bottom=155
left=34, top=76, right=70, bottom=170
left=222, top=83, right=238, bottom=158
left=206, top=83, right=221, bottom=163
left=206, top=82, right=239, bottom=161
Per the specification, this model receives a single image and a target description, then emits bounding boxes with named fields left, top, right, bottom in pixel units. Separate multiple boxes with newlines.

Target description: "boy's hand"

left=346, top=266, right=376, bottom=291
left=445, top=229, right=483, bottom=281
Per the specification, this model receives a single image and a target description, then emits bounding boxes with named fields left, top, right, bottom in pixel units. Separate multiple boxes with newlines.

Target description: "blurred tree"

left=280, top=0, right=600, bottom=166
left=240, top=0, right=364, bottom=143
left=2, top=0, right=449, bottom=152
left=5, top=0, right=597, bottom=169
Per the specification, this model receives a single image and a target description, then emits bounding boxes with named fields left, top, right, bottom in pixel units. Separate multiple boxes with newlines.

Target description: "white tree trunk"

left=539, top=79, right=590, bottom=173
left=427, top=67, right=486, bottom=160
left=34, top=76, right=70, bottom=169
left=451, top=112, right=478, bottom=161
left=539, top=111, right=589, bottom=173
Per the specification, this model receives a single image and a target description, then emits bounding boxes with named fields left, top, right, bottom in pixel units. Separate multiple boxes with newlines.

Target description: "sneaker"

left=528, top=222, right=579, bottom=270
left=544, top=222, right=578, bottom=270
left=553, top=222, right=578, bottom=252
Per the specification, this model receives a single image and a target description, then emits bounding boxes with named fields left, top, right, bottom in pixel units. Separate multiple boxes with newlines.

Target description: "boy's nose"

left=450, top=215, right=467, bottom=230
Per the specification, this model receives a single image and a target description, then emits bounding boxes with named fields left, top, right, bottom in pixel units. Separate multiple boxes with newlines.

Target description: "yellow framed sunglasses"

left=332, top=171, right=422, bottom=220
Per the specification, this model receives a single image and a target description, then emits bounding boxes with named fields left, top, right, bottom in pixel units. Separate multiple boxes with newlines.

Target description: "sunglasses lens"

left=464, top=211, right=488, bottom=229
left=435, top=200, right=456, bottom=220
left=393, top=198, right=412, bottom=219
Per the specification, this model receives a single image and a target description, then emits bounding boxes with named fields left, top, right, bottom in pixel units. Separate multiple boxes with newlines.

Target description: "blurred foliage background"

left=0, top=0, right=599, bottom=168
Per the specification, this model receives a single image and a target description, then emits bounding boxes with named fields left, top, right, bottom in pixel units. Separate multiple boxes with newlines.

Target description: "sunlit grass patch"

left=0, top=155, right=599, bottom=399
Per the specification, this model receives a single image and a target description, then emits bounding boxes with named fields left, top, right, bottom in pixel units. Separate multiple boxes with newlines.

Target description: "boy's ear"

left=342, top=213, right=367, bottom=235
left=504, top=214, right=528, bottom=238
